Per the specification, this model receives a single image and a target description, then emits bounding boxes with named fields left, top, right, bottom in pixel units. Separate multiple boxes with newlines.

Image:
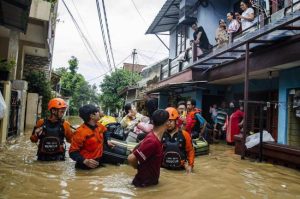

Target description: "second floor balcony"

left=146, top=0, right=300, bottom=82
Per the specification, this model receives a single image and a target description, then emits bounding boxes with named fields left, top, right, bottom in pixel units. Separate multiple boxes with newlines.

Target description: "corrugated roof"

left=146, top=0, right=180, bottom=34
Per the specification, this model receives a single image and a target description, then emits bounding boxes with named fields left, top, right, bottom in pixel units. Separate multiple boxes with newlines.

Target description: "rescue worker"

left=185, top=99, right=209, bottom=140
left=69, top=104, right=114, bottom=169
left=30, top=98, right=73, bottom=161
left=162, top=107, right=195, bottom=173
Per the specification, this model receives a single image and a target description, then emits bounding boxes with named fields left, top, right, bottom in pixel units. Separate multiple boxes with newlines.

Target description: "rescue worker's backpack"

left=162, top=131, right=187, bottom=169
left=38, top=119, right=65, bottom=155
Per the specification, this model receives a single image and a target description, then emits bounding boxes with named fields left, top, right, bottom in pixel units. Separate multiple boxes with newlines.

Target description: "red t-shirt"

left=132, top=132, right=163, bottom=187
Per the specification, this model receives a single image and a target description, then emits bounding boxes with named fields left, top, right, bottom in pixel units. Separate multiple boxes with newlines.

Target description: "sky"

left=52, top=0, right=169, bottom=85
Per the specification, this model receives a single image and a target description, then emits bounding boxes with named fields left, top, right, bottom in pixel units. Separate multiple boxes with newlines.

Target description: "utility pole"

left=131, top=49, right=137, bottom=85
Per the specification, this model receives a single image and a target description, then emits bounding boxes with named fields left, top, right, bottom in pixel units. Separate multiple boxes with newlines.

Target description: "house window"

left=176, top=26, right=188, bottom=56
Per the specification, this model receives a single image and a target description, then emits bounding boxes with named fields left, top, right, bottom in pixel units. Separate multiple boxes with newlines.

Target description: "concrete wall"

left=278, top=66, right=300, bottom=144
left=29, top=0, right=51, bottom=21
left=12, top=80, right=28, bottom=135
left=25, top=93, right=39, bottom=129
left=20, top=23, right=45, bottom=45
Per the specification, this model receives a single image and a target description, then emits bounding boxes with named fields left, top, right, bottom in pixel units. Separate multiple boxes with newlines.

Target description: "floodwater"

left=0, top=118, right=300, bottom=198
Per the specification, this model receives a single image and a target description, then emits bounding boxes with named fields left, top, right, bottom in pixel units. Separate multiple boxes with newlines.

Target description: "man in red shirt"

left=127, top=109, right=169, bottom=187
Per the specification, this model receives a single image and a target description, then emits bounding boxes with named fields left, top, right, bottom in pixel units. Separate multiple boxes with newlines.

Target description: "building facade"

left=146, top=0, right=300, bottom=147
left=0, top=0, right=58, bottom=143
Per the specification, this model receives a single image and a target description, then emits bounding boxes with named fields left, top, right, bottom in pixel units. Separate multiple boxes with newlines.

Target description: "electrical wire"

left=69, top=0, right=99, bottom=68
left=96, top=0, right=113, bottom=71
left=115, top=54, right=132, bottom=67
left=101, top=0, right=116, bottom=69
left=129, top=0, right=169, bottom=52
left=87, top=53, right=132, bottom=82
left=61, top=0, right=108, bottom=71
left=130, top=0, right=147, bottom=25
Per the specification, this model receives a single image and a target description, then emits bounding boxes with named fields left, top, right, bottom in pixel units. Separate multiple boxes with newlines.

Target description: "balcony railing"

left=160, top=0, right=300, bottom=81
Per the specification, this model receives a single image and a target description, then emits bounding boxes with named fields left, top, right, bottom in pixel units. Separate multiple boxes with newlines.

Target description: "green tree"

left=68, top=56, right=78, bottom=74
left=25, top=71, right=52, bottom=117
left=99, top=69, right=141, bottom=112
left=55, top=56, right=100, bottom=115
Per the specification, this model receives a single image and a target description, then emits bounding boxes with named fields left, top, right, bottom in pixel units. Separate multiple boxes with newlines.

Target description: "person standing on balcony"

left=227, top=12, right=241, bottom=35
left=191, top=22, right=212, bottom=55
left=235, top=0, right=255, bottom=31
left=215, top=19, right=229, bottom=48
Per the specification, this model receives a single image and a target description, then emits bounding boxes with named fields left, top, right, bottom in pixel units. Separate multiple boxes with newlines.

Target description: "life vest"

left=186, top=108, right=202, bottom=134
left=162, top=131, right=187, bottom=169
left=38, top=119, right=65, bottom=155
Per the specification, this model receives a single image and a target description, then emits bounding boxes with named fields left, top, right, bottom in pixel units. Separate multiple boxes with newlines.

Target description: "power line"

left=101, top=0, right=116, bottom=69
left=137, top=53, right=151, bottom=65
left=69, top=0, right=99, bottom=68
left=130, top=0, right=147, bottom=25
left=129, top=0, right=169, bottom=51
left=87, top=73, right=107, bottom=82
left=87, top=53, right=132, bottom=82
left=116, top=54, right=132, bottom=67
left=61, top=0, right=108, bottom=71
left=96, top=0, right=113, bottom=71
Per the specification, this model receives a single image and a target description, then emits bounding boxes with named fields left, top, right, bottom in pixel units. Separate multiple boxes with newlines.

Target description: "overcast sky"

left=52, top=0, right=169, bottom=85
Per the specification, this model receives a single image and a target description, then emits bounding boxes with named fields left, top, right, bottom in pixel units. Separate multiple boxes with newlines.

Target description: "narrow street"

left=0, top=130, right=299, bottom=198
left=1, top=0, right=300, bottom=198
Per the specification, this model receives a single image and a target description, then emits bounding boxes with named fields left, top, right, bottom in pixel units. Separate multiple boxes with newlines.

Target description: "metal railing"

left=160, top=1, right=300, bottom=80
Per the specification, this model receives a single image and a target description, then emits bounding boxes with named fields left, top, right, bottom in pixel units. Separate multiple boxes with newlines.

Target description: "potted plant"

left=0, top=59, right=15, bottom=81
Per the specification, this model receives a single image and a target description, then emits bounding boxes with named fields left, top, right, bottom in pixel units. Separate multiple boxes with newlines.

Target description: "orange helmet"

left=165, top=107, right=179, bottom=120
left=48, top=98, right=67, bottom=110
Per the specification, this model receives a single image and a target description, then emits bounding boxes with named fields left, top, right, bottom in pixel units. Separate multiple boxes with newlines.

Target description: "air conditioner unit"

left=178, top=0, right=198, bottom=25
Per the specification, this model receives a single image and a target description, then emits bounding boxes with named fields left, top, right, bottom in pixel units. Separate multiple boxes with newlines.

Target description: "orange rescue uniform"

left=69, top=122, right=107, bottom=160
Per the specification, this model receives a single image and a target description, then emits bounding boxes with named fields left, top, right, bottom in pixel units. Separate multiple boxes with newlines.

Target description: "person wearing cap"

left=162, top=107, right=195, bottom=173
left=69, top=104, right=115, bottom=169
left=127, top=109, right=169, bottom=187
left=30, top=98, right=73, bottom=161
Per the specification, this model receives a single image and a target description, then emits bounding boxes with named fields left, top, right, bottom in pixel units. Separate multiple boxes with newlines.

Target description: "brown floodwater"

left=0, top=118, right=299, bottom=198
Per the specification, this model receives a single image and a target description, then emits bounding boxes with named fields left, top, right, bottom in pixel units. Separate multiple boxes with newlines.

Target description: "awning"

left=146, top=0, right=180, bottom=34
left=0, top=0, right=32, bottom=33
left=146, top=81, right=208, bottom=94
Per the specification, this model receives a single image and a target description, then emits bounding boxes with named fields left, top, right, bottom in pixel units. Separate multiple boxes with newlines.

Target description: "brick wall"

left=23, top=54, right=50, bottom=78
